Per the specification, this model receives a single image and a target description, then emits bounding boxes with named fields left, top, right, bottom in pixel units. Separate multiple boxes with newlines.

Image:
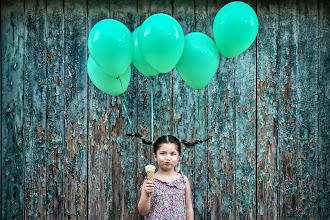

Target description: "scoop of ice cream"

left=145, top=165, right=156, bottom=173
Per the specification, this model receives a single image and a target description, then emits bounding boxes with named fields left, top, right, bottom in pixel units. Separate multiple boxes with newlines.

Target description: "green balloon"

left=176, top=32, right=219, bottom=90
left=87, top=56, right=131, bottom=96
left=132, top=26, right=159, bottom=77
left=213, top=1, right=259, bottom=58
left=138, top=13, right=184, bottom=73
left=88, top=19, right=134, bottom=77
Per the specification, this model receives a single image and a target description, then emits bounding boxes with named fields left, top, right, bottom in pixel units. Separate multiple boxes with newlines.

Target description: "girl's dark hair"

left=153, top=135, right=181, bottom=155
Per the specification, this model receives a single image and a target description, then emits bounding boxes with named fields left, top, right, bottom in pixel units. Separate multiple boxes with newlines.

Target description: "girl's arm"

left=185, top=176, right=194, bottom=220
left=138, top=179, right=154, bottom=216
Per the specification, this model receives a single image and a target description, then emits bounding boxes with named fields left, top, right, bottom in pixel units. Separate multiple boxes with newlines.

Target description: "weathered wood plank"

left=318, top=0, right=330, bottom=219
left=108, top=1, right=134, bottom=218
left=193, top=0, right=209, bottom=219
left=278, top=0, right=298, bottom=218
left=87, top=0, right=111, bottom=219
left=295, top=0, right=319, bottom=218
left=150, top=0, right=173, bottom=138
left=111, top=0, right=138, bottom=218
left=45, top=0, right=65, bottom=218
left=234, top=0, right=257, bottom=218
left=1, top=0, right=25, bottom=219
left=135, top=1, right=152, bottom=219
left=256, top=0, right=279, bottom=219
left=24, top=0, right=47, bottom=218
left=108, top=99, right=124, bottom=220
left=207, top=1, right=236, bottom=219
left=63, top=0, right=88, bottom=218
left=172, top=0, right=195, bottom=216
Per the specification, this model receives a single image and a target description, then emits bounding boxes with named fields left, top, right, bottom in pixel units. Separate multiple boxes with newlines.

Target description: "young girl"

left=138, top=135, right=194, bottom=219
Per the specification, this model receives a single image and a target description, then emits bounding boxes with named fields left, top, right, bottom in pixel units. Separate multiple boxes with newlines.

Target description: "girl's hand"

left=144, top=180, right=155, bottom=197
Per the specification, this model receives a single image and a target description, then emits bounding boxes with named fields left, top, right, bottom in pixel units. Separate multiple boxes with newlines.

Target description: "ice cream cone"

left=145, top=165, right=156, bottom=197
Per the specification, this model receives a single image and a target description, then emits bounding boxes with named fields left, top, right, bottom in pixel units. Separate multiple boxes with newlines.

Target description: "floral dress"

left=144, top=172, right=187, bottom=220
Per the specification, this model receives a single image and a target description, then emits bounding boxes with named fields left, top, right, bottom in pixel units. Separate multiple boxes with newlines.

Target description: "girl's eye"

left=160, top=152, right=165, bottom=155
left=171, top=153, right=177, bottom=156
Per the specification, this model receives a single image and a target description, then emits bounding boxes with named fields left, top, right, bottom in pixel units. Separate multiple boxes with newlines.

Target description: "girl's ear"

left=153, top=153, right=157, bottom=161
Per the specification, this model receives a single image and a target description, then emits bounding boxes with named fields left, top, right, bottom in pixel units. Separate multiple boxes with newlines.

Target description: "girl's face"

left=154, top=143, right=180, bottom=171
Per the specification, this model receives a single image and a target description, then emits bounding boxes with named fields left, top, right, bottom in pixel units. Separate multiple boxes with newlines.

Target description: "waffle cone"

left=147, top=171, right=155, bottom=197
left=147, top=171, right=155, bottom=182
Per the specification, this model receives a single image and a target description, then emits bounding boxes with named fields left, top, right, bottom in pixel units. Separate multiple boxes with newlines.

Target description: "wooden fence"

left=1, top=0, right=329, bottom=219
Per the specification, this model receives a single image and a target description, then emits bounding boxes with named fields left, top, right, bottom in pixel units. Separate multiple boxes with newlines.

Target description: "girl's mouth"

left=165, top=162, right=171, bottom=165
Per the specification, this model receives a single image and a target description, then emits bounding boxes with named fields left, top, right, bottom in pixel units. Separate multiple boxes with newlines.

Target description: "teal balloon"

left=87, top=56, right=131, bottom=96
left=176, top=32, right=219, bottom=90
left=213, top=1, right=259, bottom=58
left=132, top=26, right=159, bottom=77
left=88, top=19, right=134, bottom=77
left=138, top=13, right=184, bottom=73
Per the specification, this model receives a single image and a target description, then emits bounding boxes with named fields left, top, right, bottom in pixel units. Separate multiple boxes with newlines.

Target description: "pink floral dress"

left=143, top=172, right=187, bottom=220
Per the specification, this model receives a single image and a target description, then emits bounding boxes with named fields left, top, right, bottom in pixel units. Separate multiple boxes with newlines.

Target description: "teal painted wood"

left=172, top=0, right=195, bottom=218
left=318, top=0, right=330, bottom=218
left=1, top=0, right=25, bottom=219
left=257, top=0, right=279, bottom=219
left=24, top=0, right=47, bottom=218
left=193, top=0, right=208, bottom=218
left=278, top=0, right=299, bottom=218
left=108, top=95, right=123, bottom=220
left=45, top=0, right=65, bottom=218
left=136, top=1, right=152, bottom=219
left=234, top=0, right=257, bottom=218
left=207, top=1, right=236, bottom=219
left=296, top=0, right=319, bottom=218
left=87, top=0, right=111, bottom=219
left=63, top=0, right=88, bottom=218
left=108, top=3, right=125, bottom=219
left=108, top=1, right=140, bottom=218
left=150, top=0, right=173, bottom=139
left=111, top=0, right=138, bottom=218
left=172, top=0, right=196, bottom=219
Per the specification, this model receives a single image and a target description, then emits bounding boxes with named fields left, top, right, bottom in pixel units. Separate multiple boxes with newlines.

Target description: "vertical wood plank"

left=123, top=4, right=140, bottom=218
left=318, top=0, right=330, bottom=219
left=257, top=0, right=279, bottom=219
left=234, top=0, right=257, bottom=218
left=207, top=1, right=236, bottom=219
left=63, top=0, right=88, bottom=218
left=87, top=0, right=111, bottom=219
left=278, top=0, right=298, bottom=218
left=24, top=0, right=47, bottom=218
left=172, top=0, right=195, bottom=217
left=45, top=0, right=65, bottom=218
left=108, top=1, right=133, bottom=218
left=0, top=1, right=1, bottom=216
left=1, top=0, right=25, bottom=219
left=150, top=0, right=173, bottom=139
left=296, top=0, right=319, bottom=218
left=136, top=1, right=152, bottom=219
left=108, top=95, right=124, bottom=219
left=194, top=0, right=208, bottom=218
left=110, top=0, right=138, bottom=218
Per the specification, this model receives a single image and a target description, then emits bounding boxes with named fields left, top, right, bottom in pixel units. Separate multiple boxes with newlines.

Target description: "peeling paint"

left=2, top=1, right=329, bottom=220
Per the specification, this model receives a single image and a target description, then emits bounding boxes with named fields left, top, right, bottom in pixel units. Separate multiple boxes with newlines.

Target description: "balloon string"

left=197, top=90, right=201, bottom=140
left=118, top=77, right=135, bottom=135
left=121, top=96, right=135, bottom=135
left=180, top=146, right=187, bottom=160
left=209, top=70, right=224, bottom=124
left=150, top=77, right=154, bottom=144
